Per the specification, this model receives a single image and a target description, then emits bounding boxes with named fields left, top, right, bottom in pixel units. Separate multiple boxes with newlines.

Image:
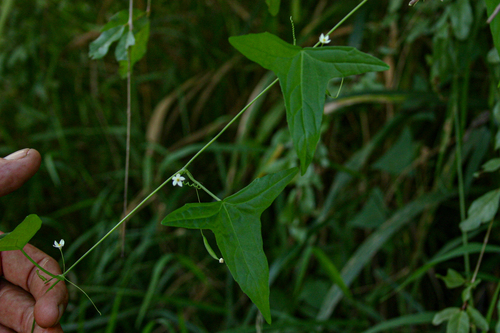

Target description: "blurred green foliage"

left=1, top=0, right=500, bottom=332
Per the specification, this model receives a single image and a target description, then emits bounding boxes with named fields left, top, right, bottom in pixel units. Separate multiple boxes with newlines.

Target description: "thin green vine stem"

left=181, top=77, right=279, bottom=171
left=184, top=169, right=221, bottom=201
left=65, top=78, right=278, bottom=275
left=21, top=249, right=62, bottom=281
left=471, top=218, right=494, bottom=284
left=313, top=0, right=369, bottom=47
left=64, top=174, right=174, bottom=275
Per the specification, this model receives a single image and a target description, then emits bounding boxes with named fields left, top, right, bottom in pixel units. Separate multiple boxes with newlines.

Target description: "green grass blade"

left=317, top=190, right=455, bottom=320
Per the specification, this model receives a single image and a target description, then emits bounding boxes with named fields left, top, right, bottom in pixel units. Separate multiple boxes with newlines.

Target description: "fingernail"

left=4, top=148, right=30, bottom=160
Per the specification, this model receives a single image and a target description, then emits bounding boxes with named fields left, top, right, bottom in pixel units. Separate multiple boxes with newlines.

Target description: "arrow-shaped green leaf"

left=266, top=0, right=281, bottom=16
left=229, top=32, right=389, bottom=174
left=0, top=214, right=42, bottom=251
left=161, top=168, right=298, bottom=324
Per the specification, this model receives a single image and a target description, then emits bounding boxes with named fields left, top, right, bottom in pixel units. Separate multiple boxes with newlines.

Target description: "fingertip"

left=0, top=148, right=42, bottom=196
left=34, top=298, right=66, bottom=329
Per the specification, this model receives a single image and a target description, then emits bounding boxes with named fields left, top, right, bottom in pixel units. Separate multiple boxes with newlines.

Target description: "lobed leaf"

left=162, top=168, right=298, bottom=323
left=0, top=214, right=42, bottom=251
left=229, top=32, right=389, bottom=174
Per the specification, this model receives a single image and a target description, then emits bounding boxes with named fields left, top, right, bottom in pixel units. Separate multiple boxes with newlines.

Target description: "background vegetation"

left=1, top=0, right=499, bottom=332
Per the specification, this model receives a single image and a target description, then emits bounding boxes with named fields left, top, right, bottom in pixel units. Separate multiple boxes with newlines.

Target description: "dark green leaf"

left=102, top=9, right=145, bottom=31
left=348, top=187, right=388, bottom=229
left=373, top=127, right=417, bottom=175
left=432, top=307, right=461, bottom=326
left=362, top=312, right=436, bottom=333
left=449, top=0, right=473, bottom=40
left=466, top=306, right=488, bottom=331
left=0, top=214, right=42, bottom=251
left=446, top=310, right=469, bottom=333
left=162, top=168, right=298, bottom=324
left=115, top=30, right=135, bottom=61
left=462, top=279, right=481, bottom=303
left=89, top=26, right=125, bottom=60
left=436, top=268, right=465, bottom=288
left=481, top=158, right=500, bottom=173
left=229, top=32, right=389, bottom=174
left=460, top=189, right=500, bottom=232
left=119, top=18, right=150, bottom=78
left=266, top=0, right=281, bottom=16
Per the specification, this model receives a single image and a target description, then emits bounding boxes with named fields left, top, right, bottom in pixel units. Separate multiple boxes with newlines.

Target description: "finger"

left=0, top=243, right=68, bottom=328
left=0, top=323, right=16, bottom=333
left=0, top=280, right=65, bottom=333
left=0, top=148, right=41, bottom=197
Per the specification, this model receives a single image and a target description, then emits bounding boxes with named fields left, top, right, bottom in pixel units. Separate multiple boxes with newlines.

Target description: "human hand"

left=0, top=149, right=68, bottom=333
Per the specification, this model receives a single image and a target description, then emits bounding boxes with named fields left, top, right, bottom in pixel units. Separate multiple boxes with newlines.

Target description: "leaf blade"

left=230, top=32, right=389, bottom=174
left=161, top=168, right=298, bottom=324
left=0, top=214, right=42, bottom=251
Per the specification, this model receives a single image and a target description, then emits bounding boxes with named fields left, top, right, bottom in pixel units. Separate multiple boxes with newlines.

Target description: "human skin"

left=0, top=149, right=68, bottom=333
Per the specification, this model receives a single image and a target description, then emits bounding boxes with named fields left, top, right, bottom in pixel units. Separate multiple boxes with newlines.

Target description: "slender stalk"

left=184, top=169, right=221, bottom=201
left=182, top=78, right=279, bottom=171
left=485, top=281, right=500, bottom=326
left=121, top=0, right=134, bottom=256
left=59, top=248, right=66, bottom=273
left=64, top=175, right=174, bottom=275
left=21, top=249, right=62, bottom=281
left=471, top=218, right=494, bottom=284
left=65, top=77, right=276, bottom=273
left=313, top=0, right=369, bottom=47
left=452, top=78, right=470, bottom=278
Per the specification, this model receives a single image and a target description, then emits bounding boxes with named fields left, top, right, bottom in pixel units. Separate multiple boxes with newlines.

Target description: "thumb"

left=0, top=148, right=41, bottom=197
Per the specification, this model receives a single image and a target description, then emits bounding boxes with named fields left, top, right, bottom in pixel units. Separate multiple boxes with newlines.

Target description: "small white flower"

left=172, top=173, right=185, bottom=187
left=319, top=33, right=331, bottom=44
left=219, top=258, right=224, bottom=264
left=53, top=239, right=65, bottom=249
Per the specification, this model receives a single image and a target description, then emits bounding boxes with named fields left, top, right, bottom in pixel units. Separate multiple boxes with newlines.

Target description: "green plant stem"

left=21, top=249, right=62, bottom=281
left=452, top=78, right=470, bottom=278
left=121, top=0, right=134, bottom=257
left=184, top=169, right=221, bottom=201
left=65, top=78, right=277, bottom=274
left=313, top=0, right=369, bottom=47
left=181, top=77, right=279, bottom=171
left=485, top=280, right=500, bottom=327
left=64, top=174, right=175, bottom=275
left=471, top=218, right=494, bottom=284
left=59, top=248, right=66, bottom=273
